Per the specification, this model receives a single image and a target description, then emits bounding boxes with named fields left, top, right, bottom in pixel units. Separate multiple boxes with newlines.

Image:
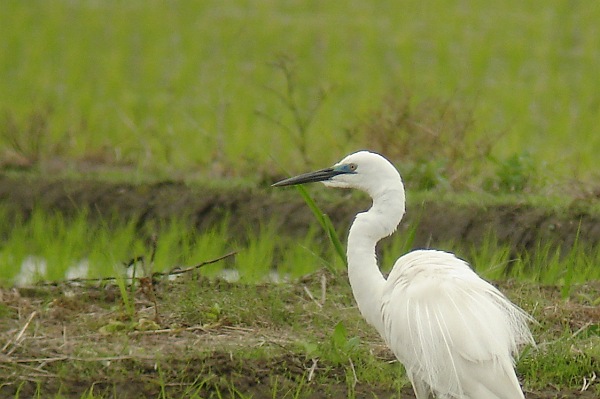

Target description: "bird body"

left=381, top=250, right=531, bottom=399
left=273, top=151, right=534, bottom=399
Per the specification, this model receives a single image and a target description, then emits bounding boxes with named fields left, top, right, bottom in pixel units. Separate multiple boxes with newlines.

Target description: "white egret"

left=273, top=151, right=534, bottom=399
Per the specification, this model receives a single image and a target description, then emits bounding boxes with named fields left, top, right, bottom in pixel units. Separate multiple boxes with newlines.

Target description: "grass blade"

left=295, top=185, right=347, bottom=268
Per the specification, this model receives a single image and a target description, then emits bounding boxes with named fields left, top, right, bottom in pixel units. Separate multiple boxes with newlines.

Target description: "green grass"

left=2, top=273, right=597, bottom=398
left=0, top=206, right=344, bottom=286
left=0, top=207, right=231, bottom=284
left=2, top=196, right=595, bottom=397
left=2, top=205, right=599, bottom=287
left=1, top=0, right=600, bottom=183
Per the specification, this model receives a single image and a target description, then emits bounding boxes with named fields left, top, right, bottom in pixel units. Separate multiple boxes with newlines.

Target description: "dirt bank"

left=1, top=174, right=599, bottom=254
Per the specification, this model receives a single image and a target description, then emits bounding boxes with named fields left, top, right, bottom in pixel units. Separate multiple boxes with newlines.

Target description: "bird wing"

left=380, top=250, right=533, bottom=399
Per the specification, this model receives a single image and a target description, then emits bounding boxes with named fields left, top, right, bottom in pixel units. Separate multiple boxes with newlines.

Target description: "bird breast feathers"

left=379, top=249, right=533, bottom=395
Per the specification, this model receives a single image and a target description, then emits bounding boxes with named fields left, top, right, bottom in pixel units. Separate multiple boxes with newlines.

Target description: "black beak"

left=272, top=168, right=343, bottom=187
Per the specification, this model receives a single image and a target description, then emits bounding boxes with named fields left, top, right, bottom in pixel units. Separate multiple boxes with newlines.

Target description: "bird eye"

left=348, top=163, right=357, bottom=171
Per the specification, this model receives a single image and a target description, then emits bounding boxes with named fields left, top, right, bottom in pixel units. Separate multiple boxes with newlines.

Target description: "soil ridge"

left=1, top=174, right=598, bottom=253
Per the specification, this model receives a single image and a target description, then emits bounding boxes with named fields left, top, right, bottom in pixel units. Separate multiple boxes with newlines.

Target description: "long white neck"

left=346, top=186, right=405, bottom=336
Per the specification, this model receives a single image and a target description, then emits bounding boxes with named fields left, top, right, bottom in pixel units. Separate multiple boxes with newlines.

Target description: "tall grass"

left=0, top=207, right=340, bottom=286
left=461, top=232, right=600, bottom=288
left=1, top=1, right=599, bottom=181
left=1, top=205, right=598, bottom=287
left=0, top=209, right=236, bottom=285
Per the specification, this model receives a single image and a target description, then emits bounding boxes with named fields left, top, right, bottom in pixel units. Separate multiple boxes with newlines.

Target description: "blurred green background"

left=1, top=0, right=599, bottom=186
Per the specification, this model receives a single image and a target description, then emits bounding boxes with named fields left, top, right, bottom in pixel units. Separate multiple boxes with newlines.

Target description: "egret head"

left=273, top=151, right=403, bottom=196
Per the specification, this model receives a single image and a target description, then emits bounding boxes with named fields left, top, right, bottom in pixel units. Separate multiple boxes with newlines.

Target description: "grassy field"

left=1, top=269, right=599, bottom=398
left=1, top=0, right=600, bottom=184
left=0, top=204, right=598, bottom=397
left=1, top=1, right=599, bottom=397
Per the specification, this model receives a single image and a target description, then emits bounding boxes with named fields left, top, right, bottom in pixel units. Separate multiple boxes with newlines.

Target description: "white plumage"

left=381, top=250, right=533, bottom=398
left=274, top=150, right=534, bottom=399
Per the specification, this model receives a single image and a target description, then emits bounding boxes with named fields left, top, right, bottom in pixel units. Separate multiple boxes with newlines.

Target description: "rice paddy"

left=1, top=1, right=599, bottom=397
